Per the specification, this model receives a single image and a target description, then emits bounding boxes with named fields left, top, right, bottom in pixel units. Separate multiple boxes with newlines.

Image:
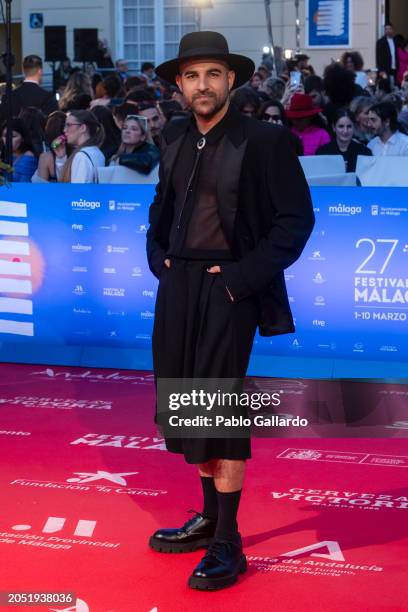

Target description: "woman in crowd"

left=231, top=87, right=260, bottom=118
left=90, top=74, right=124, bottom=109
left=91, top=105, right=121, bottom=162
left=249, top=71, right=264, bottom=92
left=59, top=72, right=93, bottom=112
left=54, top=57, right=73, bottom=91
left=286, top=93, right=330, bottom=155
left=341, top=51, right=369, bottom=89
left=1, top=118, right=38, bottom=182
left=33, top=111, right=69, bottom=182
left=60, top=110, right=105, bottom=183
left=109, top=115, right=159, bottom=175
left=18, top=107, right=46, bottom=156
left=349, top=96, right=373, bottom=144
left=258, top=99, right=304, bottom=155
left=396, top=36, right=408, bottom=86
left=258, top=99, right=286, bottom=125
left=316, top=108, right=372, bottom=172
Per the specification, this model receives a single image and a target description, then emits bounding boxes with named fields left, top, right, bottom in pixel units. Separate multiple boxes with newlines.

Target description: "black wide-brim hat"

left=155, top=31, right=255, bottom=89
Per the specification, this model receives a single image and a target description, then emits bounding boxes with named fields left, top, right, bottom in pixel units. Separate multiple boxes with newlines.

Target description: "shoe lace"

left=202, top=539, right=230, bottom=563
left=183, top=509, right=203, bottom=531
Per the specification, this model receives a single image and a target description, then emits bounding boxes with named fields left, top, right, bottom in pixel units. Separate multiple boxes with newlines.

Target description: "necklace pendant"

left=197, top=137, right=206, bottom=150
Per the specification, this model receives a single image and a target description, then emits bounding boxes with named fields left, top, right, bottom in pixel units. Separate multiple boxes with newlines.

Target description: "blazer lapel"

left=216, top=123, right=248, bottom=246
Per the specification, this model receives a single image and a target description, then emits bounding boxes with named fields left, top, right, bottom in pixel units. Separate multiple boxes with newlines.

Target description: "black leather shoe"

left=188, top=538, right=247, bottom=590
left=149, top=510, right=216, bottom=553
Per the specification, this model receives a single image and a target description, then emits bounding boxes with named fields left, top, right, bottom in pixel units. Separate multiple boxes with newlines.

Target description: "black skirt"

left=152, top=257, right=258, bottom=464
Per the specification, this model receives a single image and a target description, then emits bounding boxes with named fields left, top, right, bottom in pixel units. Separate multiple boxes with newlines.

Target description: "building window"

left=120, top=0, right=196, bottom=70
left=164, top=0, right=196, bottom=60
left=123, top=0, right=156, bottom=69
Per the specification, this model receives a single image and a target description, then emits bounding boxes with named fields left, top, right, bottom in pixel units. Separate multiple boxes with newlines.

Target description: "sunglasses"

left=125, top=115, right=148, bottom=128
left=263, top=114, right=282, bottom=122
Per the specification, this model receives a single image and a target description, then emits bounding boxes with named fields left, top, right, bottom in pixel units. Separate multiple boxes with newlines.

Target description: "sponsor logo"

left=132, top=266, right=142, bottom=277
left=0, top=396, right=111, bottom=410
left=371, top=205, right=379, bottom=216
left=70, top=433, right=165, bottom=450
left=247, top=541, right=384, bottom=577
left=99, top=224, right=118, bottom=232
left=313, top=272, right=326, bottom=284
left=314, top=295, right=326, bottom=306
left=103, top=287, right=125, bottom=297
left=291, top=339, right=302, bottom=350
left=379, top=345, right=398, bottom=352
left=106, top=245, right=128, bottom=254
left=142, top=290, right=154, bottom=298
left=72, top=266, right=88, bottom=273
left=30, top=368, right=154, bottom=386
left=0, top=429, right=31, bottom=436
left=49, top=598, right=89, bottom=612
left=73, top=285, right=85, bottom=296
left=270, top=487, right=408, bottom=510
left=353, top=342, right=364, bottom=353
left=278, top=448, right=408, bottom=467
left=107, top=310, right=125, bottom=317
left=312, top=319, right=326, bottom=327
left=328, top=204, right=362, bottom=216
left=0, top=516, right=120, bottom=551
left=72, top=244, right=92, bottom=253
left=103, top=267, right=116, bottom=274
left=11, top=471, right=167, bottom=498
left=108, top=200, right=141, bottom=212
left=49, top=599, right=89, bottom=612
left=141, top=310, right=154, bottom=320
left=71, top=224, right=83, bottom=231
left=72, top=308, right=91, bottom=315
left=137, top=224, right=147, bottom=233
left=308, top=250, right=325, bottom=261
left=71, top=199, right=100, bottom=210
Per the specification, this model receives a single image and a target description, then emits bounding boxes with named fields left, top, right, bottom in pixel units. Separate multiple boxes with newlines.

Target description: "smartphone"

left=290, top=71, right=301, bottom=89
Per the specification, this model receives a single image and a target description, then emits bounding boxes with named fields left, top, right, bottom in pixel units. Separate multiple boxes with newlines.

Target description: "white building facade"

left=4, top=0, right=408, bottom=77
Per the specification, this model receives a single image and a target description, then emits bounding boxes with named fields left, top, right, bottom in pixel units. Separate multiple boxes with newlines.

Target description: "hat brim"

left=155, top=52, right=255, bottom=89
left=286, top=107, right=322, bottom=118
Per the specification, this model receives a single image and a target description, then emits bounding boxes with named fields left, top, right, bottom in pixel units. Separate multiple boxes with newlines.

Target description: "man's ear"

left=228, top=70, right=236, bottom=92
left=175, top=74, right=182, bottom=91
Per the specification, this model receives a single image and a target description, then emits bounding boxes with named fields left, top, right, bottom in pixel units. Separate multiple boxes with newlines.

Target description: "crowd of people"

left=1, top=23, right=408, bottom=183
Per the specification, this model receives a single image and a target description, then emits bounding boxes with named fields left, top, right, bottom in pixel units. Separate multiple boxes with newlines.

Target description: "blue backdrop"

left=307, top=0, right=351, bottom=48
left=0, top=184, right=407, bottom=378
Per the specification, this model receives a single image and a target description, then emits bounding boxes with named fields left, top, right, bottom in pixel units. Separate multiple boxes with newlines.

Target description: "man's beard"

left=190, top=92, right=229, bottom=118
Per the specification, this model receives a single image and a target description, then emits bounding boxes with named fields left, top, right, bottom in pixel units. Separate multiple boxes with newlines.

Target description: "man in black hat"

left=146, top=31, right=314, bottom=591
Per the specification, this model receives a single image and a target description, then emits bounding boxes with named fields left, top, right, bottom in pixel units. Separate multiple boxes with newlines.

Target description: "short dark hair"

left=369, top=102, right=398, bottom=132
left=141, top=62, right=155, bottom=72
left=304, top=75, right=324, bottom=94
left=23, top=55, right=42, bottom=76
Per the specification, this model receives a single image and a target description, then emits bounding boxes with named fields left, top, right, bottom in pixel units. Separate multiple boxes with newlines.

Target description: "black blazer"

left=0, top=81, right=58, bottom=120
left=376, top=36, right=399, bottom=75
left=146, top=107, right=315, bottom=337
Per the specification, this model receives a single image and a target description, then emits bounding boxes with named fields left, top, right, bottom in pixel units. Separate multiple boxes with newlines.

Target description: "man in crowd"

left=368, top=101, right=408, bottom=155
left=139, top=102, right=166, bottom=146
left=376, top=23, right=399, bottom=83
left=0, top=55, right=58, bottom=120
left=146, top=30, right=314, bottom=591
left=116, top=59, right=129, bottom=83
left=141, top=61, right=156, bottom=84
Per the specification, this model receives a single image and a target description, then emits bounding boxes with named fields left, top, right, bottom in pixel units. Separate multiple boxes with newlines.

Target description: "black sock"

left=200, top=476, right=218, bottom=521
left=214, top=489, right=242, bottom=544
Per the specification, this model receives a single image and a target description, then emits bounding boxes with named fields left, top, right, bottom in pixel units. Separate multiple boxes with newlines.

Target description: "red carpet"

left=0, top=364, right=407, bottom=612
